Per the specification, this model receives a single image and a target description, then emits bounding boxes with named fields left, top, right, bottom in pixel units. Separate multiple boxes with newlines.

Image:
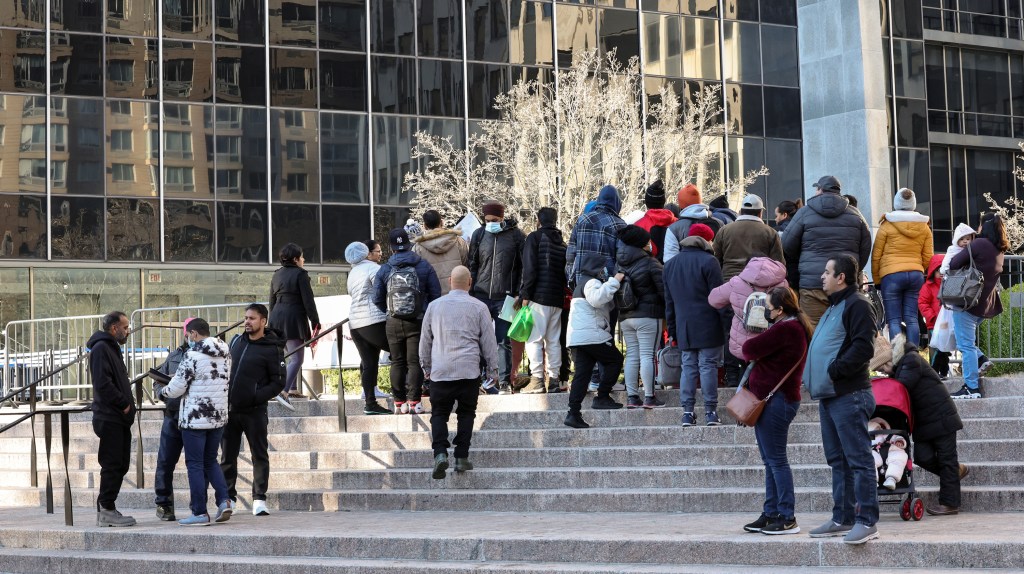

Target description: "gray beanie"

left=894, top=187, right=916, bottom=211
left=344, top=241, right=369, bottom=265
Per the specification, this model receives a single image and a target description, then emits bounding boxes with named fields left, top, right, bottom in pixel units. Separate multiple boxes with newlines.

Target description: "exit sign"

left=317, top=275, right=330, bottom=286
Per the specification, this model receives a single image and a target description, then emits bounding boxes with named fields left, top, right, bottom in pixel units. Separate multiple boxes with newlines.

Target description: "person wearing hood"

left=940, top=222, right=979, bottom=277
left=564, top=253, right=626, bottom=429
left=709, top=195, right=739, bottom=226
left=782, top=175, right=872, bottom=328
left=871, top=188, right=934, bottom=346
left=708, top=256, right=789, bottom=362
left=346, top=240, right=392, bottom=415
left=566, top=184, right=626, bottom=287
left=918, top=254, right=950, bottom=378
left=634, top=180, right=678, bottom=262
left=152, top=317, right=198, bottom=522
left=158, top=318, right=233, bottom=526
left=374, top=228, right=443, bottom=413
left=662, top=203, right=723, bottom=263
left=664, top=224, right=725, bottom=427
left=219, top=304, right=287, bottom=517
left=615, top=225, right=666, bottom=409
left=269, top=242, right=321, bottom=400
left=413, top=210, right=469, bottom=296
left=468, top=200, right=527, bottom=393
left=875, top=333, right=967, bottom=516
left=518, top=207, right=568, bottom=394
left=88, top=311, right=137, bottom=527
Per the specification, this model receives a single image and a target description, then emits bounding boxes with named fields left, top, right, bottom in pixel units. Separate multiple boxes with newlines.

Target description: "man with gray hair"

left=420, top=265, right=499, bottom=480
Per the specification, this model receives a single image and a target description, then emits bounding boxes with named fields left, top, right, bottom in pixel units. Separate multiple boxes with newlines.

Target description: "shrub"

left=321, top=367, right=393, bottom=396
left=979, top=282, right=1024, bottom=376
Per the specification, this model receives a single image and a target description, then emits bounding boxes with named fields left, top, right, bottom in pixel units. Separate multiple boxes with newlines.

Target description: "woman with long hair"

left=268, top=242, right=320, bottom=399
left=345, top=240, right=392, bottom=415
left=739, top=286, right=812, bottom=535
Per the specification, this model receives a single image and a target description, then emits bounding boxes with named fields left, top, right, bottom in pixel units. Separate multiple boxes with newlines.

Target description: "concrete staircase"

left=0, top=377, right=1021, bottom=572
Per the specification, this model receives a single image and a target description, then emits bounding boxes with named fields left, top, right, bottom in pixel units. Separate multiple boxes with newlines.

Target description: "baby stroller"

left=870, top=377, right=925, bottom=521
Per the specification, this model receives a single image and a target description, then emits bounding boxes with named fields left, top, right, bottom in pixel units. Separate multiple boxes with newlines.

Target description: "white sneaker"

left=882, top=476, right=897, bottom=490
left=252, top=500, right=270, bottom=516
left=374, top=386, right=390, bottom=398
left=394, top=401, right=409, bottom=414
left=275, top=393, right=295, bottom=411
left=410, top=401, right=424, bottom=414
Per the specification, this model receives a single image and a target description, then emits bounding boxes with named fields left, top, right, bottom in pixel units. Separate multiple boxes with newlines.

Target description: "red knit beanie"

left=688, top=223, right=714, bottom=242
left=677, top=184, right=702, bottom=209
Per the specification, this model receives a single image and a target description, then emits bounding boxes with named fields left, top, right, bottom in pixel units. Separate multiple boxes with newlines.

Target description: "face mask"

left=763, top=308, right=776, bottom=325
left=485, top=222, right=503, bottom=233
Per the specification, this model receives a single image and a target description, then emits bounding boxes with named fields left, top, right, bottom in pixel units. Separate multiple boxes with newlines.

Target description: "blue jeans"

left=181, top=427, right=229, bottom=517
left=680, top=347, right=721, bottom=411
left=819, top=389, right=878, bottom=526
left=952, top=309, right=984, bottom=391
left=154, top=414, right=183, bottom=506
left=880, top=270, right=925, bottom=346
left=754, top=394, right=801, bottom=520
left=483, top=298, right=513, bottom=385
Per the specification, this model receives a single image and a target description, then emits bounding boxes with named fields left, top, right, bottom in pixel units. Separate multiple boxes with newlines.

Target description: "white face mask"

left=485, top=222, right=503, bottom=233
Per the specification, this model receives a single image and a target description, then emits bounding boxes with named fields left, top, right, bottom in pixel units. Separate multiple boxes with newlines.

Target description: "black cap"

left=813, top=175, right=841, bottom=193
left=389, top=228, right=410, bottom=252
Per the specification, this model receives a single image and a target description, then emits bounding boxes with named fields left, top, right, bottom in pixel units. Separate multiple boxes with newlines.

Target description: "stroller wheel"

left=900, top=497, right=912, bottom=521
left=912, top=497, right=925, bottom=521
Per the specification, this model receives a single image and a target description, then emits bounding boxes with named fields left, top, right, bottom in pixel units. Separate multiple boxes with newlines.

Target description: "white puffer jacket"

left=566, top=276, right=621, bottom=347
left=161, top=336, right=231, bottom=430
left=347, top=260, right=388, bottom=330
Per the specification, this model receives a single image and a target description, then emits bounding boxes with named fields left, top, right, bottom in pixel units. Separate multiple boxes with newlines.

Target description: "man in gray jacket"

left=782, top=176, right=871, bottom=327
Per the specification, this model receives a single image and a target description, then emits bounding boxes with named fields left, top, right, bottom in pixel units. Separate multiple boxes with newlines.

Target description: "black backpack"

left=385, top=263, right=422, bottom=320
left=613, top=268, right=638, bottom=312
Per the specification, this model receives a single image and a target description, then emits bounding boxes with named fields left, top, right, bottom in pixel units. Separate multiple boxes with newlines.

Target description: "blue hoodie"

left=372, top=251, right=442, bottom=319
left=566, top=185, right=626, bottom=287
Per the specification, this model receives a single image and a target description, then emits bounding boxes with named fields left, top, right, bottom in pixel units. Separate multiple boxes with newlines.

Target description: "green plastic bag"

left=507, top=305, right=535, bottom=343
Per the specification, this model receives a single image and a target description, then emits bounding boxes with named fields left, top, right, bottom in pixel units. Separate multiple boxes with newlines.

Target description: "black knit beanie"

left=617, top=225, right=651, bottom=248
left=644, top=180, right=666, bottom=209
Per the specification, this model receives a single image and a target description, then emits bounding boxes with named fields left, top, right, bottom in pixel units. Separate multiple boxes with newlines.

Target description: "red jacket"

left=634, top=209, right=677, bottom=258
left=918, top=254, right=944, bottom=330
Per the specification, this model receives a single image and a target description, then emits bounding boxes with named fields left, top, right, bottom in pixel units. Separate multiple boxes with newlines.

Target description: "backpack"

left=741, top=287, right=771, bottom=333
left=656, top=344, right=682, bottom=387
left=385, top=263, right=422, bottom=320
left=614, top=273, right=638, bottom=311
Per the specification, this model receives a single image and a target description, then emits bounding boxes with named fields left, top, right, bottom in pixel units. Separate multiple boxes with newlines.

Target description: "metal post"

left=337, top=322, right=347, bottom=432
left=134, top=379, right=145, bottom=489
left=44, top=412, right=53, bottom=514
left=29, top=386, right=37, bottom=488
left=61, top=411, right=72, bottom=526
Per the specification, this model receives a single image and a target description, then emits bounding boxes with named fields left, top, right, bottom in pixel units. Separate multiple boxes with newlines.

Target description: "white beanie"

left=894, top=187, right=916, bottom=211
left=344, top=241, right=369, bottom=265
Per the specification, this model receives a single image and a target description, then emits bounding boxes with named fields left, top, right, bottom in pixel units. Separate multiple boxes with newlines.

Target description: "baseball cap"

left=741, top=194, right=764, bottom=210
left=813, top=175, right=841, bottom=193
left=389, top=228, right=410, bottom=252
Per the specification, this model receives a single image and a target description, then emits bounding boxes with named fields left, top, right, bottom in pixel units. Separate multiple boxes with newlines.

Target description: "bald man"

left=419, top=266, right=499, bottom=479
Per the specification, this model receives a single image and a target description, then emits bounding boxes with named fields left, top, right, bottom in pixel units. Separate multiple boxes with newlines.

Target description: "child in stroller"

left=869, top=416, right=909, bottom=490
left=870, top=376, right=926, bottom=520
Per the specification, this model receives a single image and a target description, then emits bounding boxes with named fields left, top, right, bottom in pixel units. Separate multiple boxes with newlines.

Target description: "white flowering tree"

left=988, top=141, right=1024, bottom=253
left=405, top=49, right=767, bottom=235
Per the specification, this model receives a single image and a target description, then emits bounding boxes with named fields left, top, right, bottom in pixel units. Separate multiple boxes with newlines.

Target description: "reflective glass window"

left=217, top=106, right=267, bottom=200
left=929, top=145, right=952, bottom=233
left=510, top=0, right=553, bottom=66
left=599, top=8, right=639, bottom=65
left=892, top=39, right=925, bottom=99
left=468, top=63, right=509, bottom=119
left=320, top=52, right=367, bottom=111
left=0, top=0, right=44, bottom=28
left=961, top=49, right=1010, bottom=116
left=727, top=137, right=766, bottom=198
left=945, top=47, right=962, bottom=111
left=50, top=196, right=104, bottom=259
left=419, top=58, right=464, bottom=117
left=725, top=0, right=757, bottom=21
left=272, top=203, right=321, bottom=263
left=321, top=112, right=368, bottom=203
left=107, top=198, right=159, bottom=260
left=418, top=0, right=462, bottom=58
left=106, top=37, right=159, bottom=100
left=555, top=5, right=597, bottom=68
left=373, top=205, right=411, bottom=253
left=105, top=102, right=158, bottom=197
left=925, top=44, right=945, bottom=110
left=467, top=0, right=509, bottom=62
left=55, top=0, right=102, bottom=32
left=49, top=97, right=99, bottom=196
left=215, top=45, right=267, bottom=105
left=371, top=0, right=415, bottom=55
left=641, top=0, right=678, bottom=12
left=322, top=205, right=371, bottom=263
left=891, top=0, right=924, bottom=39
left=1013, top=54, right=1024, bottom=117
left=373, top=115, right=415, bottom=205
left=371, top=55, right=417, bottom=113
left=762, top=87, right=800, bottom=139
left=0, top=195, right=46, bottom=258
left=760, top=0, right=796, bottom=26
left=165, top=199, right=215, bottom=261
left=644, top=76, right=685, bottom=115
left=215, top=0, right=265, bottom=43
left=34, top=268, right=140, bottom=317
left=763, top=139, right=801, bottom=206
left=896, top=148, right=930, bottom=214
left=319, top=0, right=366, bottom=51
left=108, top=0, right=159, bottom=36
left=510, top=64, right=552, bottom=85
left=162, top=103, right=212, bottom=198
left=417, top=118, right=464, bottom=172
left=59, top=34, right=103, bottom=97
left=643, top=13, right=681, bottom=77
left=163, top=41, right=214, bottom=102
left=271, top=109, right=319, bottom=201
left=2, top=96, right=46, bottom=193
left=0, top=31, right=46, bottom=94
left=895, top=97, right=928, bottom=148
left=722, top=21, right=760, bottom=84
left=760, top=24, right=798, bottom=87
left=681, top=16, right=720, bottom=80
left=967, top=148, right=1013, bottom=223
left=725, top=83, right=763, bottom=136
left=217, top=201, right=268, bottom=262
left=271, top=48, right=318, bottom=107
left=270, top=0, right=317, bottom=47
left=681, top=0, right=717, bottom=17
left=163, top=0, right=213, bottom=40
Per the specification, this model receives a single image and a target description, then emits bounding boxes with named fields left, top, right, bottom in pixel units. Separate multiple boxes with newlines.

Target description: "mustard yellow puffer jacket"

left=871, top=211, right=934, bottom=282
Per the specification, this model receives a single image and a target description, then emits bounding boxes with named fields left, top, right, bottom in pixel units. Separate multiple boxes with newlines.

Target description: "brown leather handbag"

left=726, top=349, right=806, bottom=427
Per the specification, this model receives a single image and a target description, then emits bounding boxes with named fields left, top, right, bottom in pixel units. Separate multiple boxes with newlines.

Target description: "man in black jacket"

left=220, top=303, right=286, bottom=517
left=88, top=311, right=136, bottom=527
left=151, top=318, right=193, bottom=522
left=518, top=207, right=567, bottom=394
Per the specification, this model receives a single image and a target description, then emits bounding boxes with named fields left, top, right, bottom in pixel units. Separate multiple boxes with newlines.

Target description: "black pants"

left=351, top=322, right=388, bottom=404
left=385, top=317, right=423, bottom=403
left=590, top=308, right=619, bottom=385
left=429, top=378, right=480, bottom=458
left=569, top=342, right=623, bottom=411
left=559, top=307, right=572, bottom=382
left=92, top=418, right=132, bottom=511
left=220, top=409, right=270, bottom=502
left=913, top=432, right=961, bottom=507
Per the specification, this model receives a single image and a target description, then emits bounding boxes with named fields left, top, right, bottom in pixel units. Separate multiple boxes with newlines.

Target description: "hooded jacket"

left=566, top=253, right=621, bottom=347
left=949, top=237, right=1005, bottom=319
left=782, top=192, right=872, bottom=290
left=892, top=342, right=963, bottom=441
left=711, top=206, right=738, bottom=226
left=347, top=259, right=388, bottom=330
left=871, top=210, right=934, bottom=282
left=940, top=223, right=978, bottom=276
left=373, top=250, right=443, bottom=320
left=615, top=243, right=665, bottom=320
left=662, top=204, right=723, bottom=263
left=226, top=328, right=286, bottom=414
left=664, top=236, right=724, bottom=350
left=634, top=208, right=677, bottom=261
left=88, top=330, right=135, bottom=426
left=160, top=336, right=231, bottom=430
left=468, top=218, right=527, bottom=301
left=520, top=224, right=568, bottom=308
left=708, top=257, right=789, bottom=360
left=413, top=228, right=469, bottom=295
left=712, top=215, right=786, bottom=281
left=803, top=285, right=876, bottom=399
left=566, top=185, right=626, bottom=286
left=269, top=263, right=320, bottom=340
left=918, top=254, right=945, bottom=330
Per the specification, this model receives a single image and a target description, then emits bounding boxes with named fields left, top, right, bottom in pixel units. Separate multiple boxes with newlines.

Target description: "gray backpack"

left=939, top=243, right=985, bottom=310
left=385, top=264, right=422, bottom=320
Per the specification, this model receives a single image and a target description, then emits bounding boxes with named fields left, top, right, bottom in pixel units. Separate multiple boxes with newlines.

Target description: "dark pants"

left=559, top=306, right=571, bottom=382
left=154, top=414, right=183, bottom=506
left=220, top=409, right=271, bottom=502
left=819, top=389, right=879, bottom=526
left=351, top=322, right=388, bottom=404
left=182, top=427, right=229, bottom=516
left=429, top=378, right=480, bottom=458
left=591, top=308, right=619, bottom=385
left=754, top=394, right=801, bottom=520
left=568, top=342, right=623, bottom=411
left=913, top=432, right=961, bottom=508
left=92, top=418, right=132, bottom=511
left=385, top=317, right=423, bottom=403
left=482, top=298, right=513, bottom=385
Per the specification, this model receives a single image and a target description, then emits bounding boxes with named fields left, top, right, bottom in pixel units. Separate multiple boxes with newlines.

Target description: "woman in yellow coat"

left=871, top=188, right=933, bottom=346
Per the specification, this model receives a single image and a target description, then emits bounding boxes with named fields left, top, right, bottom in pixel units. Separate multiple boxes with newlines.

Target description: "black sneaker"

left=591, top=395, right=623, bottom=410
left=950, top=384, right=982, bottom=399
left=156, top=505, right=176, bottom=522
left=625, top=395, right=643, bottom=409
left=643, top=395, right=666, bottom=409
left=363, top=402, right=392, bottom=415
left=681, top=412, right=696, bottom=427
left=743, top=513, right=771, bottom=533
left=762, top=517, right=800, bottom=535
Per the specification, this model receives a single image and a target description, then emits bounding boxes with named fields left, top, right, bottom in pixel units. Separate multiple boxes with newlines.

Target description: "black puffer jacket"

left=615, top=244, right=664, bottom=320
left=269, top=263, right=320, bottom=340
left=520, top=225, right=568, bottom=308
left=782, top=193, right=872, bottom=290
left=154, top=343, right=188, bottom=416
left=893, top=343, right=963, bottom=442
left=87, top=331, right=135, bottom=426
left=469, top=218, right=527, bottom=301
left=227, top=328, right=287, bottom=414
